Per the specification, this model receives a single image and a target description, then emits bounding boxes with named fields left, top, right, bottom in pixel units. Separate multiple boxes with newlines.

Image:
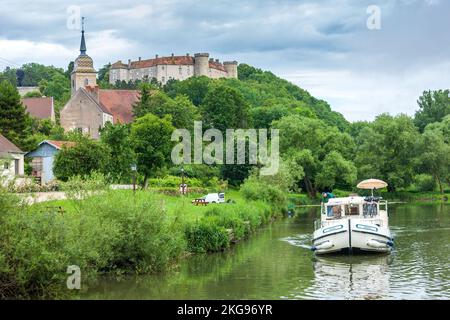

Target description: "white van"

left=194, top=193, right=225, bottom=204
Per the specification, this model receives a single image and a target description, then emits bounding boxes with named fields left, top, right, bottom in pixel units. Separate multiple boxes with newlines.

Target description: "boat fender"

left=367, top=239, right=390, bottom=248
left=387, top=240, right=394, bottom=247
left=312, top=241, right=334, bottom=251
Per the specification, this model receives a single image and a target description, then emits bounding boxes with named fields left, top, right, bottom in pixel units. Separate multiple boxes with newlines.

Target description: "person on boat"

left=322, top=192, right=335, bottom=217
left=322, top=192, right=335, bottom=203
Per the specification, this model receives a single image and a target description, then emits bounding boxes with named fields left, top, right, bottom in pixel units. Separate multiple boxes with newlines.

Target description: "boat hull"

left=312, top=219, right=393, bottom=255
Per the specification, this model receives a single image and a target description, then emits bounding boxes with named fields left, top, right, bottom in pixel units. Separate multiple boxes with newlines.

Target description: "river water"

left=84, top=204, right=450, bottom=300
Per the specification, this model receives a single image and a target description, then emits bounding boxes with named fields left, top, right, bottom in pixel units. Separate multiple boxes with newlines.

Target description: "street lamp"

left=131, top=163, right=137, bottom=194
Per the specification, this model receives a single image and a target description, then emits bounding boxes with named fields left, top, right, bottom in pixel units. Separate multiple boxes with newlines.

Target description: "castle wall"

left=194, top=53, right=209, bottom=77
left=224, top=62, right=238, bottom=79
left=156, top=64, right=193, bottom=84
left=209, top=67, right=228, bottom=79
left=109, top=53, right=237, bottom=84
left=110, top=68, right=129, bottom=84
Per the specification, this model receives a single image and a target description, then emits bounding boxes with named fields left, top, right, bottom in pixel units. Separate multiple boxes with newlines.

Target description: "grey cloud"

left=0, top=0, right=448, bottom=121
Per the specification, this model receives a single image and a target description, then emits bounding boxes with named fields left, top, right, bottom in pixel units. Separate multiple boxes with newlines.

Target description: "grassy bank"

left=0, top=183, right=286, bottom=299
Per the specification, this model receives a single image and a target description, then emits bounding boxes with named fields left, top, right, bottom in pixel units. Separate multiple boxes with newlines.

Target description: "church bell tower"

left=71, top=17, right=97, bottom=96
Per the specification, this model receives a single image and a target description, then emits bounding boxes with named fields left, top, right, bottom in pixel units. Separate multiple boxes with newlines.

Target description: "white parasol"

left=357, top=179, right=388, bottom=196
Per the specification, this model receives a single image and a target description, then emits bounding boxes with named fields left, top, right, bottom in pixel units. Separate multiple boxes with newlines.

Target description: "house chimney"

left=86, top=85, right=99, bottom=102
left=186, top=53, right=190, bottom=57
left=128, top=59, right=131, bottom=68
left=215, top=59, right=219, bottom=63
left=155, top=54, right=158, bottom=59
left=171, top=53, right=174, bottom=57
left=138, top=57, right=141, bottom=61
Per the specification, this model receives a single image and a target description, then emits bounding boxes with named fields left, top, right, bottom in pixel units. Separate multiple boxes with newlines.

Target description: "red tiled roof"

left=22, top=97, right=53, bottom=120
left=209, top=61, right=226, bottom=72
left=112, top=55, right=228, bottom=72
left=111, top=61, right=128, bottom=69
left=0, top=133, right=23, bottom=153
left=45, top=140, right=76, bottom=150
left=129, top=56, right=195, bottom=69
left=98, top=90, right=140, bottom=124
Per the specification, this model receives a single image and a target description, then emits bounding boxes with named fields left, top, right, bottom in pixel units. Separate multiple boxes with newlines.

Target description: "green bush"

left=60, top=172, right=109, bottom=199
left=149, top=175, right=225, bottom=190
left=53, top=138, right=110, bottom=182
left=185, top=218, right=230, bottom=253
left=78, top=191, right=186, bottom=273
left=0, top=189, right=186, bottom=298
left=240, top=176, right=287, bottom=212
left=149, top=175, right=203, bottom=187
left=205, top=207, right=247, bottom=240
left=414, top=174, right=436, bottom=192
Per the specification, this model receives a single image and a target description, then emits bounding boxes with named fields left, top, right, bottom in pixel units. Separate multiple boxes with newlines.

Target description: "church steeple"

left=71, top=16, right=97, bottom=96
left=80, top=17, right=86, bottom=55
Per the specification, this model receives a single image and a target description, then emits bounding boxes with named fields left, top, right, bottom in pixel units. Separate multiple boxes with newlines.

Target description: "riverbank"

left=82, top=203, right=450, bottom=300
left=0, top=183, right=286, bottom=299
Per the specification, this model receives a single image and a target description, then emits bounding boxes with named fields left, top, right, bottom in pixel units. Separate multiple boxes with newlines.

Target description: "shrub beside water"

left=185, top=194, right=281, bottom=253
left=240, top=176, right=287, bottom=214
left=0, top=190, right=185, bottom=299
left=0, top=175, right=287, bottom=297
left=185, top=218, right=230, bottom=253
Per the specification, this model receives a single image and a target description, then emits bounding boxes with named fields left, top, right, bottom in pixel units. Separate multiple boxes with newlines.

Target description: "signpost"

left=131, top=163, right=137, bottom=194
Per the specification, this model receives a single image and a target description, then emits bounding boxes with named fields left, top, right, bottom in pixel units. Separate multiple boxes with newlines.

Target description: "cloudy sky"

left=1, top=0, right=449, bottom=121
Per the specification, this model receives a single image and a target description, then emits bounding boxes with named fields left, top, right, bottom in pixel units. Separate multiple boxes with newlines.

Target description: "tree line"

left=1, top=63, right=449, bottom=196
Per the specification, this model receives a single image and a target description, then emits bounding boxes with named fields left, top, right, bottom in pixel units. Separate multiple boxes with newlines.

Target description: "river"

left=83, top=204, right=450, bottom=300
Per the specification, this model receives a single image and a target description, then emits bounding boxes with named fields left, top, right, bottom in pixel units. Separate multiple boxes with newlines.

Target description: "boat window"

left=345, top=204, right=360, bottom=216
left=326, top=205, right=342, bottom=219
left=363, top=203, right=378, bottom=217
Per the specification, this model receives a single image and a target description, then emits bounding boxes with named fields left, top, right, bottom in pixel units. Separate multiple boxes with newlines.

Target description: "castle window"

left=179, top=66, right=182, bottom=75
left=161, top=76, right=165, bottom=83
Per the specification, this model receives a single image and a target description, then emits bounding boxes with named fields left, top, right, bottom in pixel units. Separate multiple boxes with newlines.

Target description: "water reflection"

left=300, top=254, right=394, bottom=300
left=83, top=204, right=450, bottom=300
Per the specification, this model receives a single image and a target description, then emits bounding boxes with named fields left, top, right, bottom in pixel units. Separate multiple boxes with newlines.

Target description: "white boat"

left=312, top=179, right=394, bottom=255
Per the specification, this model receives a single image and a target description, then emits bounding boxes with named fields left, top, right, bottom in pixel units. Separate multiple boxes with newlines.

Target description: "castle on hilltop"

left=109, top=53, right=238, bottom=85
left=60, top=20, right=239, bottom=139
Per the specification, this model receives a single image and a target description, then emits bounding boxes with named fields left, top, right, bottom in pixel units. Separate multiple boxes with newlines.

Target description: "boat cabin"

left=321, top=196, right=387, bottom=220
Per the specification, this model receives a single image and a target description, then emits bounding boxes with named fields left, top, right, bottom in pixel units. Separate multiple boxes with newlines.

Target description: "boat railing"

left=314, top=219, right=322, bottom=230
left=379, top=200, right=388, bottom=215
left=315, top=219, right=341, bottom=230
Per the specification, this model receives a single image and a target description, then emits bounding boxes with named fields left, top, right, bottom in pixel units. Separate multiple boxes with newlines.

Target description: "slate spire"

left=80, top=17, right=86, bottom=55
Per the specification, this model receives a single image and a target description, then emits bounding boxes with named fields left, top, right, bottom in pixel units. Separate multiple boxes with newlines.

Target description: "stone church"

left=60, top=24, right=139, bottom=139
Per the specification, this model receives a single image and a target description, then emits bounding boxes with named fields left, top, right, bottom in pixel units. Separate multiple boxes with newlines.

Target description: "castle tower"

left=194, top=53, right=209, bottom=77
left=223, top=61, right=238, bottom=79
left=71, top=17, right=97, bottom=96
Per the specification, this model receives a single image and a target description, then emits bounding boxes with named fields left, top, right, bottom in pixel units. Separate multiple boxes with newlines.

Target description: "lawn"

left=31, top=188, right=246, bottom=223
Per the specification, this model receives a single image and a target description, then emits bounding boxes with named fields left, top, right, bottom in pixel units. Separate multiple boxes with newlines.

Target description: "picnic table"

left=192, top=199, right=208, bottom=206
